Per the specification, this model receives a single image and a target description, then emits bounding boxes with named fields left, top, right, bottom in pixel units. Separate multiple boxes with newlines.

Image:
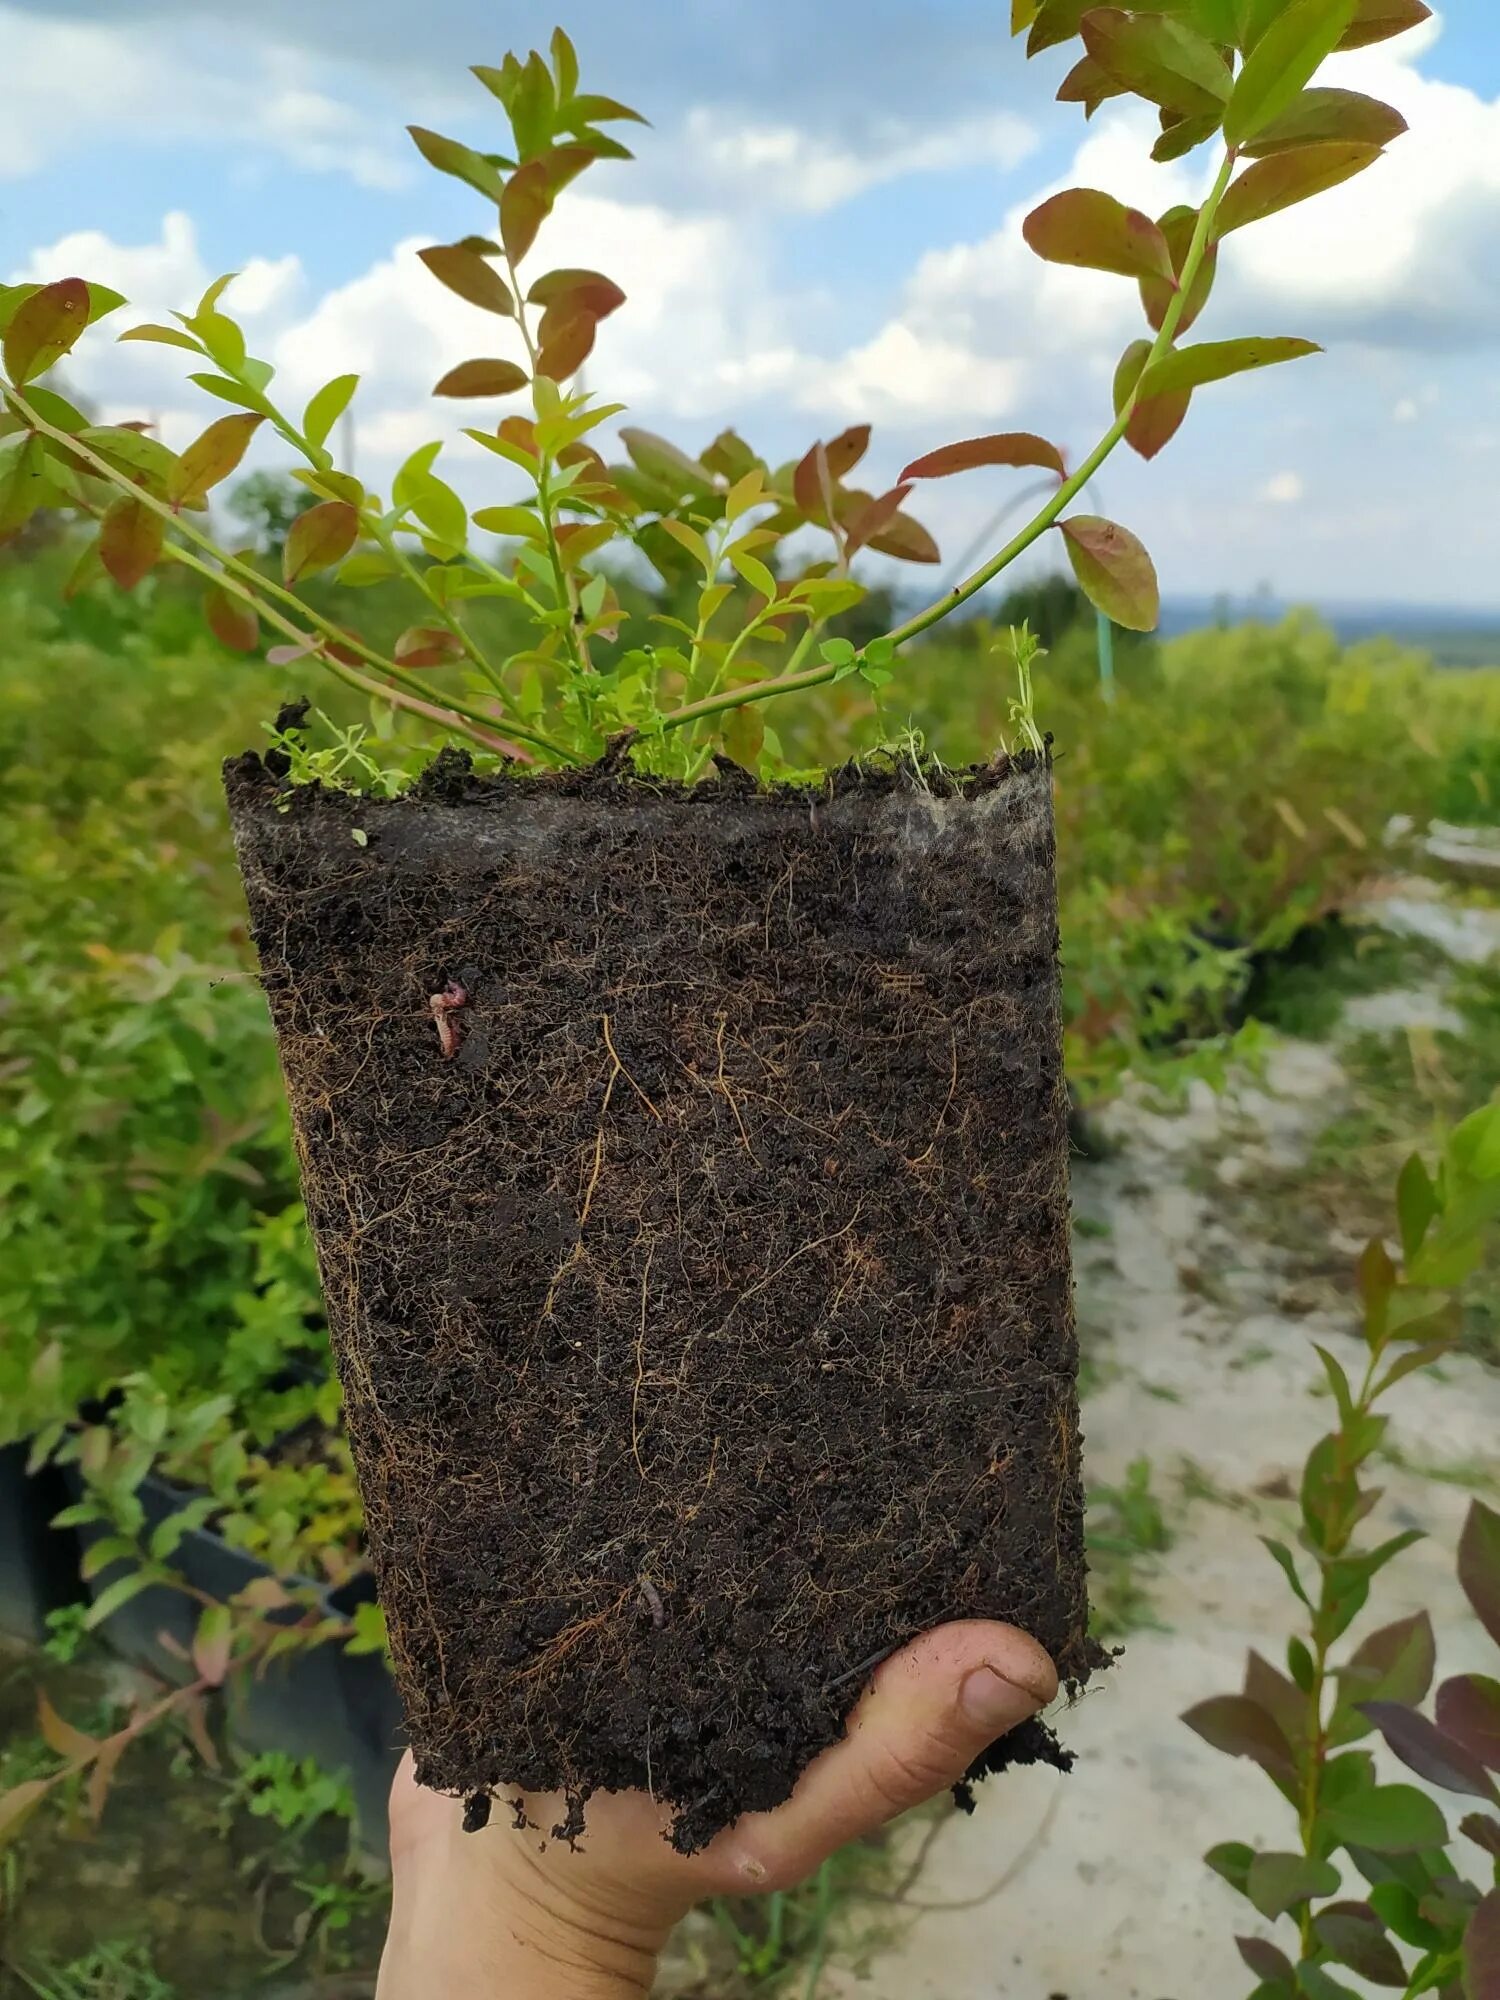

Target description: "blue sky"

left=5, top=2, right=1500, bottom=610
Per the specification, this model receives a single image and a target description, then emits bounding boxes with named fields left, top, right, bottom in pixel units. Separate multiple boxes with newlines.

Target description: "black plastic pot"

left=0, top=1442, right=85, bottom=1644
left=65, top=1465, right=403, bottom=1847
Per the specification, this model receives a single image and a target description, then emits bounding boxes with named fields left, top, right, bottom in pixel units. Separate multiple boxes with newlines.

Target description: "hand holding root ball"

left=378, top=1620, right=1057, bottom=1999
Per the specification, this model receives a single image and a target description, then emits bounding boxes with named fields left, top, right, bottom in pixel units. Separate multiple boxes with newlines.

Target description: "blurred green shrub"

left=2, top=548, right=1498, bottom=1567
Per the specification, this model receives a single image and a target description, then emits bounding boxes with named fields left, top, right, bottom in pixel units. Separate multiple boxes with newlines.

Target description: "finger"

left=702, top=1621, right=1057, bottom=1895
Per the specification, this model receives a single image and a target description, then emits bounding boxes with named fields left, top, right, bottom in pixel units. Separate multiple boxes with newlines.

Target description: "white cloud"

left=0, top=4, right=409, bottom=189
left=1224, top=30, right=1500, bottom=349
left=1261, top=471, right=1304, bottom=505
left=683, top=107, right=1038, bottom=215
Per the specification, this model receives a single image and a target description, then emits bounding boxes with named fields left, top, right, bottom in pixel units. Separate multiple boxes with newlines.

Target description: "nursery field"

left=2, top=545, right=1499, bottom=1997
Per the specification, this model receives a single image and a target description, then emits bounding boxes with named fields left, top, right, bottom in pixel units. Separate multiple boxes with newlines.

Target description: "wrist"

left=380, top=1796, right=675, bottom=2000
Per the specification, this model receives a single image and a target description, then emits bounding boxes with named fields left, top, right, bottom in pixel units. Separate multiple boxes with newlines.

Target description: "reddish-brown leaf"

left=844, top=484, right=915, bottom=555
left=793, top=440, right=832, bottom=520
left=169, top=411, right=264, bottom=507
left=865, top=510, right=941, bottom=564
left=394, top=625, right=466, bottom=668
left=535, top=312, right=597, bottom=383
left=85, top=1733, right=128, bottom=1825
left=1236, top=1936, right=1296, bottom=1984
left=433, top=358, right=530, bottom=399
left=204, top=584, right=259, bottom=654
left=1216, top=141, right=1384, bottom=235
left=900, top=431, right=1067, bottom=482
left=1437, top=1676, right=1500, bottom=1773
left=1339, top=0, right=1431, bottom=49
left=1460, top=1501, right=1500, bottom=1649
left=527, top=267, right=626, bottom=320
left=1024, top=188, right=1175, bottom=283
left=1057, top=54, right=1127, bottom=116
left=179, top=1691, right=220, bottom=1771
left=1059, top=514, right=1160, bottom=630
left=1182, top=1693, right=1297, bottom=1780
left=100, top=495, right=165, bottom=591
left=1360, top=1701, right=1499, bottom=1801
left=500, top=160, right=554, bottom=265
left=824, top=424, right=872, bottom=482
left=1314, top=1902, right=1409, bottom=1987
left=0, top=1778, right=55, bottom=1851
left=418, top=245, right=515, bottom=316
left=37, top=1690, right=99, bottom=1764
left=283, top=499, right=359, bottom=584
left=499, top=414, right=540, bottom=459
left=1465, top=1889, right=1500, bottom=2000
left=3, top=277, right=90, bottom=386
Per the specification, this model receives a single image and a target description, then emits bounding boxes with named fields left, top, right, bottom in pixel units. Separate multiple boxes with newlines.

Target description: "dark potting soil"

left=225, top=743, right=1098, bottom=1852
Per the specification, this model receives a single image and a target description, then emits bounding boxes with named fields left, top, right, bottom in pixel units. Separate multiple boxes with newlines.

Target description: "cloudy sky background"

left=4, top=0, right=1498, bottom=610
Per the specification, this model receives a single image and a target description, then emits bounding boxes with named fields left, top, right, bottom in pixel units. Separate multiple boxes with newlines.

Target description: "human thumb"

left=703, top=1620, right=1058, bottom=1895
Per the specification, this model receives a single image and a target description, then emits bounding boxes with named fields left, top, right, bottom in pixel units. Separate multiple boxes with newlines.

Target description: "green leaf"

left=1217, top=141, right=1384, bottom=235
left=78, top=1535, right=136, bottom=1581
left=899, top=431, right=1066, bottom=482
left=619, top=428, right=717, bottom=498
left=1337, top=1614, right=1437, bottom=1729
left=1242, top=86, right=1409, bottom=156
left=3, top=278, right=91, bottom=386
left=1246, top=1851, right=1341, bottom=1919
left=730, top=546, right=778, bottom=600
left=472, top=505, right=544, bottom=541
left=399, top=470, right=467, bottom=550
left=1225, top=0, right=1358, bottom=144
left=118, top=321, right=203, bottom=353
left=1459, top=1501, right=1500, bottom=1648
left=168, top=412, right=264, bottom=507
left=1081, top=9, right=1232, bottom=116
left=433, top=359, right=530, bottom=399
left=1263, top=1536, right=1313, bottom=1608
left=1368, top=1881, right=1443, bottom=1950
left=303, top=374, right=359, bottom=452
left=99, top=496, right=165, bottom=591
left=407, top=126, right=508, bottom=202
left=1322, top=1784, right=1449, bottom=1854
left=283, top=499, right=359, bottom=584
left=1024, top=188, right=1175, bottom=283
left=1140, top=336, right=1322, bottom=399
left=76, top=426, right=176, bottom=499
left=1206, top=1840, right=1257, bottom=1894
left=1059, top=514, right=1159, bottom=631
left=1153, top=110, right=1226, bottom=163
left=84, top=1570, right=157, bottom=1630
left=1396, top=1152, right=1439, bottom=1263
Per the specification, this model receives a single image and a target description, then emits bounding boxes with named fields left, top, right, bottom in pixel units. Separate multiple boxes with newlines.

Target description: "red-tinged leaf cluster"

left=414, top=34, right=639, bottom=398
left=1183, top=1104, right=1500, bottom=2000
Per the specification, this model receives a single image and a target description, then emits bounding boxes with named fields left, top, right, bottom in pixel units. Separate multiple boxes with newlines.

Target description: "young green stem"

left=656, top=148, right=1237, bottom=737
